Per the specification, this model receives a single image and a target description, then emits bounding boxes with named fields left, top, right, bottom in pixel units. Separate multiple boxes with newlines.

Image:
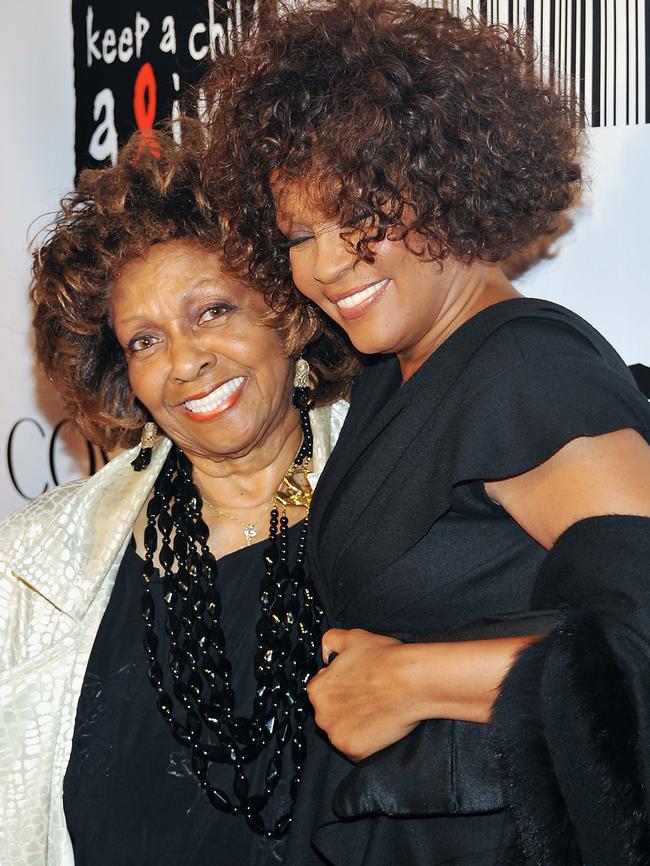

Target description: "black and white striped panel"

left=423, top=0, right=648, bottom=126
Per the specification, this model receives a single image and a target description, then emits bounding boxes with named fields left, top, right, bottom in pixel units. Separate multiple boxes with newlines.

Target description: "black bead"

left=143, top=628, right=158, bottom=656
left=207, top=786, right=232, bottom=812
left=233, top=771, right=249, bottom=802
left=245, top=811, right=266, bottom=835
left=141, top=592, right=155, bottom=626
left=266, top=753, right=282, bottom=786
left=191, top=750, right=208, bottom=782
left=143, top=523, right=158, bottom=554
left=158, top=691, right=173, bottom=717
left=275, top=812, right=293, bottom=837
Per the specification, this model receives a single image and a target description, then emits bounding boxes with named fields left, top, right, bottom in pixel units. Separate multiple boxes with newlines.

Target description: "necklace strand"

left=140, top=408, right=321, bottom=839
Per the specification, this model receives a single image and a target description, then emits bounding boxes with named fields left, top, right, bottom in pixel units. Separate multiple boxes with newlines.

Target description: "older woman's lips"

left=334, top=278, right=389, bottom=320
left=180, top=375, right=246, bottom=421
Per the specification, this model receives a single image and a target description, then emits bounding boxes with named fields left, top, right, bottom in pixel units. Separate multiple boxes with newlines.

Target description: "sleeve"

left=491, top=515, right=650, bottom=866
left=446, top=317, right=650, bottom=487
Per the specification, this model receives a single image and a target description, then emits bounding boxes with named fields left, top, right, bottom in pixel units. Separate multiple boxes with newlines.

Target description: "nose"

left=168, top=331, right=216, bottom=384
left=312, top=227, right=357, bottom=285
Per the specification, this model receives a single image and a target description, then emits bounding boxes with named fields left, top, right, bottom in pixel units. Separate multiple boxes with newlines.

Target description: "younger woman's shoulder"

left=443, top=299, right=650, bottom=489
left=459, top=298, right=634, bottom=387
left=495, top=299, right=624, bottom=360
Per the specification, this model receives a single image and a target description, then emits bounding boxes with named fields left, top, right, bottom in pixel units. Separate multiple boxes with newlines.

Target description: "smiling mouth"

left=184, top=376, right=246, bottom=414
left=335, top=279, right=389, bottom=318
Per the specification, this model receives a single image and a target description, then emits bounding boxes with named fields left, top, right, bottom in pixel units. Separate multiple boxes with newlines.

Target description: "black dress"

left=292, top=298, right=650, bottom=866
left=64, top=527, right=307, bottom=866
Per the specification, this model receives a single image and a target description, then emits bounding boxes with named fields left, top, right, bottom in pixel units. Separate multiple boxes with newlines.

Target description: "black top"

left=64, top=526, right=305, bottom=866
left=296, top=298, right=650, bottom=866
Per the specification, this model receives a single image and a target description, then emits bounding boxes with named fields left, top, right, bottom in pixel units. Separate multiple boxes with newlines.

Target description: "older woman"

left=203, top=2, right=650, bottom=864
left=0, top=130, right=352, bottom=866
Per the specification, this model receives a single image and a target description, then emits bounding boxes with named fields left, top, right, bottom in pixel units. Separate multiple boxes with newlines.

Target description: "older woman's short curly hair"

left=202, top=0, right=582, bottom=307
left=32, top=125, right=358, bottom=450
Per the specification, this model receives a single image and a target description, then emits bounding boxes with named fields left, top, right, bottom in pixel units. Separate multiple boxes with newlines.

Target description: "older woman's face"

left=111, top=239, right=294, bottom=462
left=275, top=183, right=464, bottom=361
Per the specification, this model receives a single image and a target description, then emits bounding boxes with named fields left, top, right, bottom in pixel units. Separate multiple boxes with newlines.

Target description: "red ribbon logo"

left=133, top=62, right=160, bottom=158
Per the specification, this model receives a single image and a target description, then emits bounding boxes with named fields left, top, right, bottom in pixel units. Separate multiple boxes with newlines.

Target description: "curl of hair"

left=32, top=123, right=358, bottom=450
left=202, top=0, right=583, bottom=310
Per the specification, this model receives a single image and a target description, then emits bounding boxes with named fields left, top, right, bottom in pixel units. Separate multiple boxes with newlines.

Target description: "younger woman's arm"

left=307, top=428, right=650, bottom=761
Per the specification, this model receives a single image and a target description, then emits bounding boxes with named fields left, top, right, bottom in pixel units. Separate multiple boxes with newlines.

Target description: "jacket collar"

left=9, top=402, right=346, bottom=623
left=11, top=438, right=171, bottom=621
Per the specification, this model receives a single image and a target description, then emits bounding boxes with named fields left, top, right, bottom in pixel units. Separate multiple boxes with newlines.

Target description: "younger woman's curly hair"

left=202, top=0, right=583, bottom=309
left=32, top=125, right=358, bottom=450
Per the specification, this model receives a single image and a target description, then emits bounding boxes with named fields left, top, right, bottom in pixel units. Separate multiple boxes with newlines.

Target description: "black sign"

left=72, top=0, right=255, bottom=174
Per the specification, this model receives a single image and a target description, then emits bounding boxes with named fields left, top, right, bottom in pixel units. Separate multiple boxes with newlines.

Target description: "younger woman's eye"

left=280, top=234, right=313, bottom=250
left=198, top=302, right=235, bottom=324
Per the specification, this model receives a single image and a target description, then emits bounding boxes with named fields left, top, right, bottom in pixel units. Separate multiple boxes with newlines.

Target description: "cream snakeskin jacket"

left=0, top=403, right=346, bottom=866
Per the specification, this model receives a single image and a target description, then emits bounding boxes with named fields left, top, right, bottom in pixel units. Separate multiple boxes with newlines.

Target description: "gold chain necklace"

left=201, top=449, right=313, bottom=547
left=201, top=497, right=272, bottom=545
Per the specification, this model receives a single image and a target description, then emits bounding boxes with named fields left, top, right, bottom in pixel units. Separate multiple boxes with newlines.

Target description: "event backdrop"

left=1, top=0, right=649, bottom=517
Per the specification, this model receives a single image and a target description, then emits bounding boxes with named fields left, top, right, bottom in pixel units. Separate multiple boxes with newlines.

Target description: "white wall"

left=520, top=124, right=650, bottom=367
left=0, top=1, right=88, bottom=515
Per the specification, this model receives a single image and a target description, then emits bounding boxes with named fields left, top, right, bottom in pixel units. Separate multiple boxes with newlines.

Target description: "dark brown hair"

left=203, top=0, right=582, bottom=306
left=31, top=125, right=357, bottom=450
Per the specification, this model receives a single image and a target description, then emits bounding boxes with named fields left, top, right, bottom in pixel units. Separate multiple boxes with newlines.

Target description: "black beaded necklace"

left=140, top=405, right=323, bottom=839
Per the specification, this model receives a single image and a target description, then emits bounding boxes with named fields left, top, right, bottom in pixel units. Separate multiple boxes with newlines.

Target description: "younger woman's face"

left=274, top=183, right=463, bottom=360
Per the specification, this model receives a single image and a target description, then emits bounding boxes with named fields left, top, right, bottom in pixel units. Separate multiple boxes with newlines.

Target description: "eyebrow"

left=112, top=279, right=241, bottom=330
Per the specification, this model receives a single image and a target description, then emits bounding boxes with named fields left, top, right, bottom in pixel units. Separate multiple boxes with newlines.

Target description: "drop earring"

left=131, top=421, right=158, bottom=471
left=292, top=356, right=313, bottom=411
left=292, top=356, right=314, bottom=466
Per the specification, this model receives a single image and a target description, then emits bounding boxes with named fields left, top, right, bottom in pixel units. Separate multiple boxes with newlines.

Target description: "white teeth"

left=336, top=279, right=388, bottom=310
left=185, top=376, right=245, bottom=413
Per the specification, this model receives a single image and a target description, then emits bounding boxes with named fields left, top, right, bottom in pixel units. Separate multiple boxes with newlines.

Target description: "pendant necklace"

left=201, top=497, right=272, bottom=547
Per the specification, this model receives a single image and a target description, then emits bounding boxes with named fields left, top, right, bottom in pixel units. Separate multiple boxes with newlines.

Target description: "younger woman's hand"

left=306, top=627, right=419, bottom=762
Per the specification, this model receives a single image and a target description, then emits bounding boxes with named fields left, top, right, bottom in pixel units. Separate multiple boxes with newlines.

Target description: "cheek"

left=127, top=360, right=160, bottom=409
left=259, top=358, right=293, bottom=404
left=288, top=253, right=316, bottom=298
left=264, top=357, right=293, bottom=399
left=126, top=367, right=146, bottom=408
left=371, top=236, right=422, bottom=276
left=243, top=329, right=293, bottom=392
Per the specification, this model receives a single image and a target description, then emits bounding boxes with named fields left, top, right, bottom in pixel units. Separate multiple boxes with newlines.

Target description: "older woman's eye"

left=198, top=303, right=235, bottom=324
left=127, top=334, right=158, bottom=354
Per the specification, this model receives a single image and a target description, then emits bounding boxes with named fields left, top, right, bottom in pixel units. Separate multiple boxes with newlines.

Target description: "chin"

left=334, top=315, right=399, bottom=356
left=343, top=332, right=399, bottom=357
left=173, top=422, right=257, bottom=460
left=183, top=438, right=254, bottom=462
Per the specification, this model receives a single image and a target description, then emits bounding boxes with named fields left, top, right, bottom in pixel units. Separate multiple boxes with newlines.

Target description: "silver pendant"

left=243, top=524, right=257, bottom=544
